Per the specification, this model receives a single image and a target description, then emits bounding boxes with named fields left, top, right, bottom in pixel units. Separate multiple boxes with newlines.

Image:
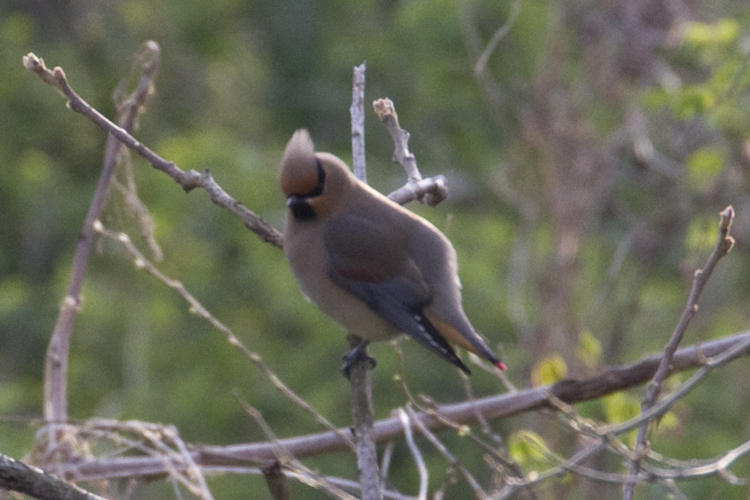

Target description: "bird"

left=280, top=129, right=505, bottom=375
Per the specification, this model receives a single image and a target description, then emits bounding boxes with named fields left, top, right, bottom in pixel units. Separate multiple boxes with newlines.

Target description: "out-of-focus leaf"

left=577, top=330, right=602, bottom=369
left=531, top=355, right=568, bottom=387
left=508, top=430, right=551, bottom=467
left=686, top=147, right=724, bottom=189
left=683, top=20, right=740, bottom=47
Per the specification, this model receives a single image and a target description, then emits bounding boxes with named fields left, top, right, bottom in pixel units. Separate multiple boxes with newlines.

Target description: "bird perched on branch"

left=280, top=129, right=505, bottom=375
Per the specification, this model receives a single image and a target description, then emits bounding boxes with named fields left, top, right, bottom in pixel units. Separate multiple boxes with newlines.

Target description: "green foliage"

left=686, top=146, right=724, bottom=189
left=576, top=330, right=601, bottom=369
left=2, top=1, right=750, bottom=499
left=508, top=430, right=556, bottom=473
left=602, top=392, right=641, bottom=445
left=683, top=19, right=741, bottom=52
left=531, top=355, right=568, bottom=386
left=644, top=17, right=750, bottom=133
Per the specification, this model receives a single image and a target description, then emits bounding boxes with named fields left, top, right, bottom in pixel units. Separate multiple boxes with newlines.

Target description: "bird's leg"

left=342, top=339, right=376, bottom=379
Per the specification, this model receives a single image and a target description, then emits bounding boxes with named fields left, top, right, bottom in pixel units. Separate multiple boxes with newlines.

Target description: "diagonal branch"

left=56, top=330, right=750, bottom=482
left=0, top=453, right=110, bottom=500
left=373, top=98, right=448, bottom=207
left=22, top=52, right=283, bottom=249
left=41, top=42, right=160, bottom=443
left=625, top=206, right=735, bottom=499
left=92, top=221, right=354, bottom=450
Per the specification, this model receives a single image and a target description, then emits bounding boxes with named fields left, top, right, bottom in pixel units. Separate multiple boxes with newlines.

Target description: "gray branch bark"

left=53, top=331, right=750, bottom=482
left=0, top=453, right=110, bottom=500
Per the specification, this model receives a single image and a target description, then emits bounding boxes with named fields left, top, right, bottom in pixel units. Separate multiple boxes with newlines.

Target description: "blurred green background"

left=2, top=0, right=750, bottom=498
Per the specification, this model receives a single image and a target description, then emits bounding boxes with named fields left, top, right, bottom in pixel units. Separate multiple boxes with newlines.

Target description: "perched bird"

left=280, top=129, right=505, bottom=375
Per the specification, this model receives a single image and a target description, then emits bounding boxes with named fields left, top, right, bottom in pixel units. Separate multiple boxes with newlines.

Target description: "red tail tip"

left=495, top=362, right=507, bottom=371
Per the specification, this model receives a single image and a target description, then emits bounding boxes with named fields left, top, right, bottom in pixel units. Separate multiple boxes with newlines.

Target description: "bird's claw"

left=342, top=341, right=376, bottom=379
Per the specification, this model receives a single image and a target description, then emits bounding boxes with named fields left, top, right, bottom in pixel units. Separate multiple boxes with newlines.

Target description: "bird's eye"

left=287, top=195, right=316, bottom=220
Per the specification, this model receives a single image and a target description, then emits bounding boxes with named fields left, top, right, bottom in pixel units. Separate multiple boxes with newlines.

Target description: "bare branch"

left=405, top=406, right=486, bottom=500
left=234, top=392, right=355, bottom=500
left=346, top=62, right=384, bottom=500
left=55, top=331, right=750, bottom=482
left=373, top=98, right=420, bottom=182
left=262, top=461, right=290, bottom=500
left=387, top=175, right=449, bottom=207
left=395, top=347, right=529, bottom=496
left=22, top=52, right=283, bottom=249
left=40, top=42, right=161, bottom=454
left=626, top=206, right=735, bottom=499
left=347, top=334, right=383, bottom=500
left=644, top=206, right=734, bottom=402
left=654, top=438, right=750, bottom=481
left=0, top=453, right=110, bottom=500
left=379, top=440, right=396, bottom=489
left=351, top=63, right=367, bottom=183
left=472, top=0, right=523, bottom=74
left=92, top=221, right=353, bottom=452
left=373, top=98, right=448, bottom=207
left=110, top=41, right=164, bottom=262
left=83, top=420, right=213, bottom=498
left=398, top=409, right=429, bottom=500
left=519, top=329, right=750, bottom=495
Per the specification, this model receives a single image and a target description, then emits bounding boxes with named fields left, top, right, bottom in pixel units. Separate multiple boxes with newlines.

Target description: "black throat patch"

left=288, top=195, right=316, bottom=220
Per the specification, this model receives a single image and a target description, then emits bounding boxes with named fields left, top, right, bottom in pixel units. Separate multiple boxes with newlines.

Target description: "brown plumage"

left=281, top=129, right=505, bottom=374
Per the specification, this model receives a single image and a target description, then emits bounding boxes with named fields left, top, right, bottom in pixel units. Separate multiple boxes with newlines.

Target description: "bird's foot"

left=342, top=341, right=376, bottom=379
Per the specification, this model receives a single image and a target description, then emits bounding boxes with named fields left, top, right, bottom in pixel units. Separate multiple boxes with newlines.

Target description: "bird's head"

left=281, top=129, right=353, bottom=220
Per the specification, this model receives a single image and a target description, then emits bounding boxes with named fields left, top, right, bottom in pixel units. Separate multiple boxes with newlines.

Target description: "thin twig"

left=473, top=0, right=523, bottom=74
left=22, top=52, right=283, bottom=248
left=43, top=420, right=415, bottom=500
left=57, top=331, right=750, bottom=482
left=92, top=221, right=354, bottom=451
left=110, top=42, right=164, bottom=262
left=395, top=344, right=531, bottom=498
left=373, top=98, right=448, bottom=207
left=75, top=420, right=213, bottom=499
left=373, top=98, right=421, bottom=182
left=40, top=42, right=160, bottom=458
left=398, top=409, right=428, bottom=500
left=515, top=332, right=750, bottom=497
left=608, top=333, right=750, bottom=436
left=406, top=406, right=487, bottom=500
left=500, top=432, right=750, bottom=489
left=37, top=420, right=198, bottom=491
left=233, top=392, right=357, bottom=500
left=625, top=206, right=735, bottom=499
left=351, top=62, right=367, bottom=183
left=0, top=453, right=111, bottom=500
left=159, top=425, right=214, bottom=500
left=380, top=440, right=396, bottom=489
